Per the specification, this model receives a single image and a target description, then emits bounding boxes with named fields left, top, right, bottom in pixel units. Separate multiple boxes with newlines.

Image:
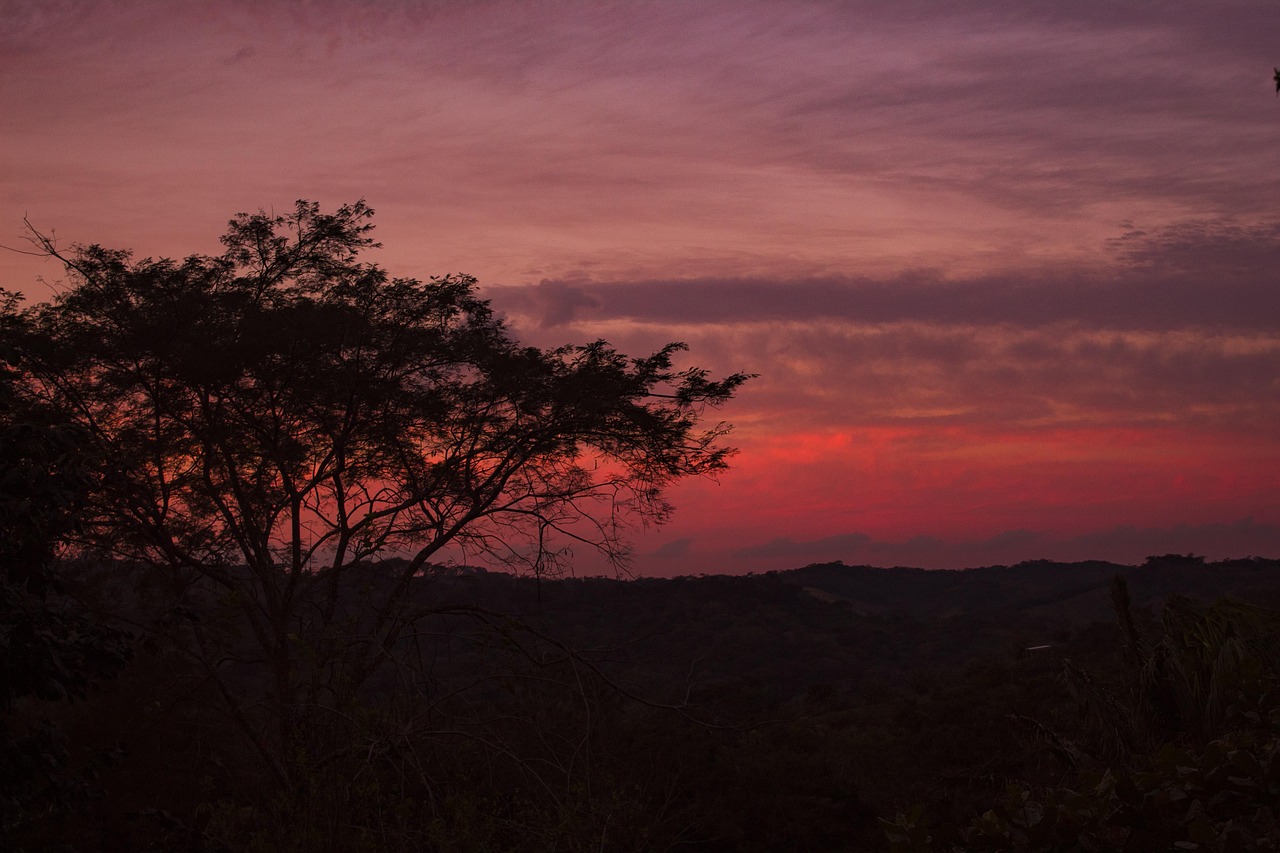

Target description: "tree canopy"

left=5, top=199, right=749, bottom=786
left=12, top=200, right=747, bottom=580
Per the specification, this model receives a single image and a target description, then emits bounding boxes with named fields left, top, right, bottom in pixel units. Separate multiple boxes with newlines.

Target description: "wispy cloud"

left=487, top=216, right=1280, bottom=332
left=4, top=0, right=1278, bottom=572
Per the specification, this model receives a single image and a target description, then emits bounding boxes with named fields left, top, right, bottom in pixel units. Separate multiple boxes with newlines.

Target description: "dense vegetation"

left=5, top=553, right=1279, bottom=850
left=2, top=199, right=745, bottom=851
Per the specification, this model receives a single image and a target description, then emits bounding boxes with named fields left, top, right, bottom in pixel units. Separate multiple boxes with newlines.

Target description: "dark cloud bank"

left=488, top=218, right=1280, bottom=332
left=494, top=270, right=1279, bottom=333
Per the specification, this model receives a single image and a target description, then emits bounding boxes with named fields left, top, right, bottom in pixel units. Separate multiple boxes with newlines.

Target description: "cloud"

left=487, top=214, right=1280, bottom=333
left=650, top=537, right=695, bottom=559
left=224, top=45, right=255, bottom=65
left=735, top=533, right=877, bottom=561
left=513, top=279, right=602, bottom=328
left=480, top=218, right=1280, bottom=441
left=728, top=322, right=1280, bottom=432
left=8, top=1, right=1280, bottom=295
left=1108, top=219, right=1280, bottom=277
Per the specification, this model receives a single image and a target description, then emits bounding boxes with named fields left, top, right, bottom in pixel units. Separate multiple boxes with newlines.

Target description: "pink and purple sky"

left=4, top=0, right=1280, bottom=574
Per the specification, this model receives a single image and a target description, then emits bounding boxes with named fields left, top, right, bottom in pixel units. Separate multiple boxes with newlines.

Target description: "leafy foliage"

left=18, top=201, right=747, bottom=577
left=885, top=580, right=1280, bottom=852
left=0, top=313, right=132, bottom=845
left=8, top=200, right=749, bottom=796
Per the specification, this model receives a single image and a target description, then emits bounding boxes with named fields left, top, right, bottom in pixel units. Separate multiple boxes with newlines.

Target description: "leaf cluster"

left=10, top=200, right=749, bottom=580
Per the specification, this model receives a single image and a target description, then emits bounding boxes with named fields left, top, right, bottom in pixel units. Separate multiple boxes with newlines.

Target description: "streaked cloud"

left=487, top=216, right=1280, bottom=332
left=3, top=0, right=1277, bottom=573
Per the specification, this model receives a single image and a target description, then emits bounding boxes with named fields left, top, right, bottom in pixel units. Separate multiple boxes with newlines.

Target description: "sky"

left=3, top=0, right=1280, bottom=574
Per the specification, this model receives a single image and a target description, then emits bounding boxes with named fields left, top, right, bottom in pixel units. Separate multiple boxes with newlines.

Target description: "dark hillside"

left=784, top=555, right=1280, bottom=621
left=406, top=555, right=1280, bottom=701
left=16, top=555, right=1280, bottom=851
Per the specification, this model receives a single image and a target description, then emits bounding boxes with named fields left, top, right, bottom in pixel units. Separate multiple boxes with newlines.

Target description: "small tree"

left=8, top=200, right=749, bottom=789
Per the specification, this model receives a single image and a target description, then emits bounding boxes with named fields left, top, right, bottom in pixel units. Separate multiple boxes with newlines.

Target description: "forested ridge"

left=8, top=554, right=1280, bottom=851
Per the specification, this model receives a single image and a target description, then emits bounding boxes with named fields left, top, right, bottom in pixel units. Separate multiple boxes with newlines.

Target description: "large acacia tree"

left=8, top=200, right=748, bottom=787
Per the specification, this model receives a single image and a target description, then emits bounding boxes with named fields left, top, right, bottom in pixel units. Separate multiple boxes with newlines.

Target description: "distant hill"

left=780, top=554, right=1280, bottom=622
left=49, top=553, right=1280, bottom=850
left=74, top=552, right=1280, bottom=704
left=402, top=554, right=1280, bottom=703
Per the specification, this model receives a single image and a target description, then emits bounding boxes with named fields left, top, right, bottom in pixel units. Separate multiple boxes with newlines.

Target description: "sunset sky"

left=4, top=0, right=1279, bottom=574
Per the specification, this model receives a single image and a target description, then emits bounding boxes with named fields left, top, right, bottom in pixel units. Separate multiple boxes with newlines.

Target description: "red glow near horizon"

left=783, top=424, right=1270, bottom=521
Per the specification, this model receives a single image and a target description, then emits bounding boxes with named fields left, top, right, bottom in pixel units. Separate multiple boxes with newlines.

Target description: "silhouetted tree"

left=7, top=201, right=749, bottom=790
left=1, top=294, right=131, bottom=843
